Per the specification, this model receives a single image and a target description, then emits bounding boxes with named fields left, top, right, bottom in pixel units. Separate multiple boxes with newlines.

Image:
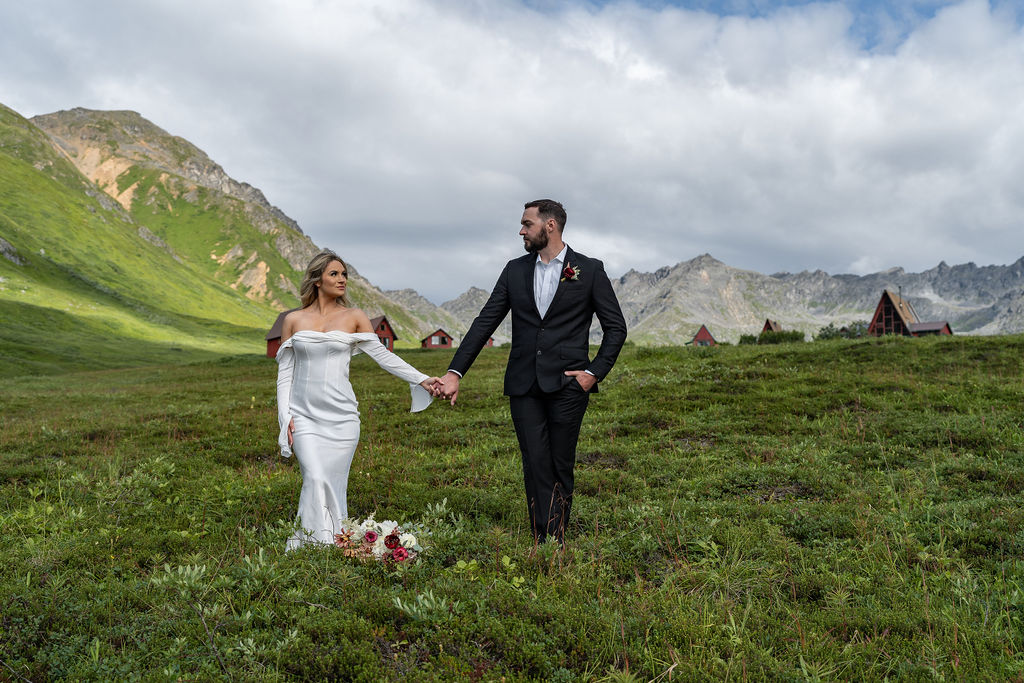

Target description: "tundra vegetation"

left=1, top=335, right=1022, bottom=680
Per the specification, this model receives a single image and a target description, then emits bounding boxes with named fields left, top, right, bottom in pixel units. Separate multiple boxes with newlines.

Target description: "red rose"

left=392, top=547, right=410, bottom=562
left=385, top=533, right=400, bottom=549
left=363, top=530, right=378, bottom=544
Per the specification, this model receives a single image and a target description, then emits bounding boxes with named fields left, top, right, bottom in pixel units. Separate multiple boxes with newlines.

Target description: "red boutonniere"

left=561, top=263, right=580, bottom=282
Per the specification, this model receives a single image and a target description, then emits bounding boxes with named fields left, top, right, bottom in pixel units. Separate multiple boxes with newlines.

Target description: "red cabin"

left=265, top=308, right=300, bottom=358
left=688, top=324, right=717, bottom=347
left=867, top=290, right=952, bottom=337
left=370, top=315, right=398, bottom=350
left=421, top=328, right=454, bottom=349
left=761, top=319, right=782, bottom=334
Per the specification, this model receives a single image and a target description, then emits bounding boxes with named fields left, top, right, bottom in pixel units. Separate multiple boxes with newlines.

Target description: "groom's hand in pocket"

left=565, top=370, right=596, bottom=391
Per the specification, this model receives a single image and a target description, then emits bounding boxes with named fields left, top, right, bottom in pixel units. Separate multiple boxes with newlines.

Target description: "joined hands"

left=430, top=372, right=460, bottom=405
left=420, top=374, right=459, bottom=405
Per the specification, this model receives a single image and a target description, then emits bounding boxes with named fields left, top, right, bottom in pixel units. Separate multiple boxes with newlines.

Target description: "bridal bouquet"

left=334, top=516, right=424, bottom=563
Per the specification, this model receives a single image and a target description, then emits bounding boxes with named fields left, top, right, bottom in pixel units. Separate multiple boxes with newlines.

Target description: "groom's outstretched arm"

left=588, top=258, right=627, bottom=380
left=441, top=263, right=513, bottom=404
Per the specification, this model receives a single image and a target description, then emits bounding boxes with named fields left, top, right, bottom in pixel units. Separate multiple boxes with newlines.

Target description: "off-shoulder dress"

left=276, top=330, right=432, bottom=549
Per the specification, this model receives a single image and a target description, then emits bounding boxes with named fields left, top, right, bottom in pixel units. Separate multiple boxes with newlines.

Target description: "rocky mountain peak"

left=30, top=107, right=318, bottom=307
left=32, top=108, right=305, bottom=240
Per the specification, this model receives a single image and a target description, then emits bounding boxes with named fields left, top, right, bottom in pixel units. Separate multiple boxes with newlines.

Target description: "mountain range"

left=611, top=253, right=1024, bottom=344
left=1, top=103, right=1022, bottom=376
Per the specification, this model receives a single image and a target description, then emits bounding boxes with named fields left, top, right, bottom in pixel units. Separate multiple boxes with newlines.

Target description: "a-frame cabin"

left=688, top=324, right=717, bottom=347
left=867, top=290, right=952, bottom=337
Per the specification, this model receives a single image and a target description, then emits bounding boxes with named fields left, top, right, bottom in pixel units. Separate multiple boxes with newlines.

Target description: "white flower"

left=371, top=537, right=386, bottom=558
left=399, top=533, right=417, bottom=549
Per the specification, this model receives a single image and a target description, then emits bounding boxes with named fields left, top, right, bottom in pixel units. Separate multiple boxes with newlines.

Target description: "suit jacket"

left=449, top=246, right=627, bottom=396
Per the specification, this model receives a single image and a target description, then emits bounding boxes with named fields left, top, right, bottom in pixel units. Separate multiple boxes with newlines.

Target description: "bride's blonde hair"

left=299, top=250, right=350, bottom=308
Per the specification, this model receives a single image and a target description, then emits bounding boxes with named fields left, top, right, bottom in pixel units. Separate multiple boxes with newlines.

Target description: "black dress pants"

left=509, top=380, right=591, bottom=543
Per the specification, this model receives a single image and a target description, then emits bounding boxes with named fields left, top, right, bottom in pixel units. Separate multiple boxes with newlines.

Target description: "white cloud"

left=1, top=0, right=1022, bottom=302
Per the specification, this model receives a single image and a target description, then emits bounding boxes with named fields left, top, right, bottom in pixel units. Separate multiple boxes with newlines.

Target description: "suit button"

left=537, top=350, right=542, bottom=355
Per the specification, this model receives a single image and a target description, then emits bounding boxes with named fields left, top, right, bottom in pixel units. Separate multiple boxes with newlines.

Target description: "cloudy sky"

left=2, top=0, right=1022, bottom=303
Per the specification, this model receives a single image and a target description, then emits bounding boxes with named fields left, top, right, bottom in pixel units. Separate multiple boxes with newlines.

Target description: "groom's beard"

left=524, top=231, right=548, bottom=254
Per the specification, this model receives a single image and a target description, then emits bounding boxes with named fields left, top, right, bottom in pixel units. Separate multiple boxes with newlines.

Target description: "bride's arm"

left=276, top=345, right=295, bottom=456
left=351, top=311, right=435, bottom=411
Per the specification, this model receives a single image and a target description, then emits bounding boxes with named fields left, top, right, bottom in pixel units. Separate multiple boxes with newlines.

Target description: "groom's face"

left=520, top=207, right=549, bottom=254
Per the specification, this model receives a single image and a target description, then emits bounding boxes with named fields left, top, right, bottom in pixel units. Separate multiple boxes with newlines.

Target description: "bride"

left=275, top=250, right=439, bottom=550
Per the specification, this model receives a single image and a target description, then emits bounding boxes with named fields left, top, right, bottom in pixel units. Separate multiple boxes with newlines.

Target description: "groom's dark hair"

left=525, top=199, right=566, bottom=232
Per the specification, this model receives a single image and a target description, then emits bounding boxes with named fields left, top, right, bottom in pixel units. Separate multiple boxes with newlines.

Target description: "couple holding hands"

left=276, top=199, right=627, bottom=550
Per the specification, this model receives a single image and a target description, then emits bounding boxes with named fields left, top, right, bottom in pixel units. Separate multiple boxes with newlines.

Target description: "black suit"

left=449, top=246, right=627, bottom=542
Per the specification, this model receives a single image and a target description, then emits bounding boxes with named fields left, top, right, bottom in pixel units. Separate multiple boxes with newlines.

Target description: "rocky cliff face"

left=31, top=108, right=318, bottom=308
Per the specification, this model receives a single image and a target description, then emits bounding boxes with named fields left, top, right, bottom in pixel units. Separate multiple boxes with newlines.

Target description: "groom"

left=436, top=199, right=627, bottom=545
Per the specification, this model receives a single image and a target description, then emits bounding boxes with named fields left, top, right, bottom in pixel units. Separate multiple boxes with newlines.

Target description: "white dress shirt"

left=534, top=244, right=568, bottom=318
left=448, top=243, right=592, bottom=379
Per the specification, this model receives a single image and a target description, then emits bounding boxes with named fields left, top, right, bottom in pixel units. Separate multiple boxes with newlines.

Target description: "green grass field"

left=1, top=336, right=1022, bottom=680
left=0, top=103, right=284, bottom=378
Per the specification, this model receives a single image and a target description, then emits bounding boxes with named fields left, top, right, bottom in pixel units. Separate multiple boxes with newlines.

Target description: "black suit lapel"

left=543, top=247, right=575, bottom=319
left=522, top=255, right=542, bottom=319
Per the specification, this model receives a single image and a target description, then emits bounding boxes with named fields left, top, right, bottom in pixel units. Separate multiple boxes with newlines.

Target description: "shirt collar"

left=535, top=244, right=569, bottom=267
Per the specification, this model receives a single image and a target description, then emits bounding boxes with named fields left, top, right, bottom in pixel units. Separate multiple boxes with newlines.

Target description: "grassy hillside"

left=1, top=336, right=1021, bottom=679
left=31, top=107, right=316, bottom=311
left=109, top=164, right=305, bottom=306
left=27, top=107, right=468, bottom=347
left=0, top=104, right=277, bottom=375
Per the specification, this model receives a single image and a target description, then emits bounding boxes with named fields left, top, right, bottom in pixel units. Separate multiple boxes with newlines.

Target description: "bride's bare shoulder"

left=282, top=306, right=312, bottom=337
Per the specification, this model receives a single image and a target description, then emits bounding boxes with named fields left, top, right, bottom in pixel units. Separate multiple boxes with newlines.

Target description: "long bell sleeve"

left=354, top=335, right=434, bottom=412
left=275, top=343, right=295, bottom=457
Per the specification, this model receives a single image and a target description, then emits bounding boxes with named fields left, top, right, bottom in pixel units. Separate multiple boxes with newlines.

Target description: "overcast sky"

left=2, top=0, right=1022, bottom=303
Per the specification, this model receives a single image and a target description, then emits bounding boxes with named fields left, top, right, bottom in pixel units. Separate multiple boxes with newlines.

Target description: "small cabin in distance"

left=369, top=315, right=398, bottom=350
left=687, top=324, right=717, bottom=347
left=421, top=328, right=454, bottom=349
left=761, top=319, right=782, bottom=334
left=265, top=308, right=300, bottom=358
left=867, top=290, right=952, bottom=337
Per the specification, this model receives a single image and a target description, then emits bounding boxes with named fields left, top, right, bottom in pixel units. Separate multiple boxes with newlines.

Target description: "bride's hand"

left=287, top=418, right=294, bottom=446
left=421, top=377, right=442, bottom=395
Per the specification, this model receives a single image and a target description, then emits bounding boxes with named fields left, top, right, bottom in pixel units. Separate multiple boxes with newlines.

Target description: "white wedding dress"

left=276, top=330, right=432, bottom=550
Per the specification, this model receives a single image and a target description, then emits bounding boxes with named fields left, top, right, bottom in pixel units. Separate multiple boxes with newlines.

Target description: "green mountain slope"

left=27, top=107, right=462, bottom=347
left=31, top=108, right=319, bottom=310
left=0, top=104, right=277, bottom=376
left=0, top=103, right=486, bottom=376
